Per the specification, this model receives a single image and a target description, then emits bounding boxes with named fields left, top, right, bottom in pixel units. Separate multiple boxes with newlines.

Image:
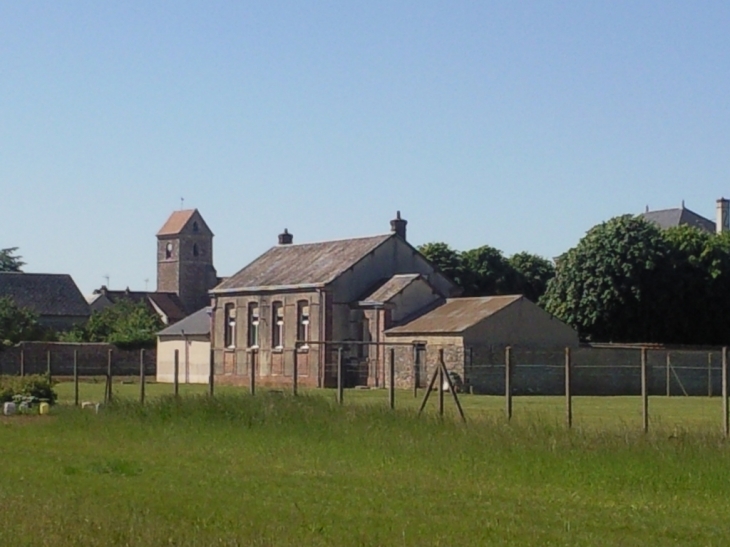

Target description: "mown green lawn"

left=2, top=389, right=730, bottom=546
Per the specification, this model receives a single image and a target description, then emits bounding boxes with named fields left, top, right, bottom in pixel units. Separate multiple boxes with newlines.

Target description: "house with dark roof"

left=88, top=286, right=187, bottom=325
left=209, top=212, right=460, bottom=388
left=0, top=272, right=90, bottom=331
left=640, top=198, right=729, bottom=233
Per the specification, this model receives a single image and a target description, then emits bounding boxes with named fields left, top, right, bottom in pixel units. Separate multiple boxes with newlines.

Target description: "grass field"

left=2, top=383, right=730, bottom=545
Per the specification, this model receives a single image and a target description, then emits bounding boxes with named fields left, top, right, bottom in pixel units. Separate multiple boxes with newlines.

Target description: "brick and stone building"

left=209, top=212, right=460, bottom=388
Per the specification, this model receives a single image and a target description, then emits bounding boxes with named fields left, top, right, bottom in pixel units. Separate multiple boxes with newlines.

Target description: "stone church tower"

left=157, top=209, right=218, bottom=314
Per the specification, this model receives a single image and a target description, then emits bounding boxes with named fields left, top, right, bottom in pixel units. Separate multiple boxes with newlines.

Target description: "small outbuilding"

left=384, top=295, right=579, bottom=392
left=156, top=307, right=211, bottom=384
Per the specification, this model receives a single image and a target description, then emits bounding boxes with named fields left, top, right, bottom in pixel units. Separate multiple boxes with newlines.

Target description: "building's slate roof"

left=641, top=208, right=715, bottom=233
left=213, top=234, right=394, bottom=292
left=360, top=274, right=422, bottom=304
left=158, top=307, right=211, bottom=337
left=93, top=288, right=187, bottom=323
left=386, top=295, right=522, bottom=335
left=0, top=272, right=90, bottom=317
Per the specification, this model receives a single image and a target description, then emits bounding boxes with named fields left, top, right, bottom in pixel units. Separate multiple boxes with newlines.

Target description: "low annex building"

left=209, top=213, right=459, bottom=388
left=384, top=295, right=579, bottom=392
left=156, top=306, right=211, bottom=384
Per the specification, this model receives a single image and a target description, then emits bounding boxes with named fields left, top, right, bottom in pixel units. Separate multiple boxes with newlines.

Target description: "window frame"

left=247, top=302, right=260, bottom=349
left=223, top=303, right=236, bottom=349
left=272, top=301, right=284, bottom=350
left=296, top=300, right=310, bottom=349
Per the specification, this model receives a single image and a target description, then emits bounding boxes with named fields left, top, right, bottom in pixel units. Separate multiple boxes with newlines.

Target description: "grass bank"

left=1, top=393, right=729, bottom=546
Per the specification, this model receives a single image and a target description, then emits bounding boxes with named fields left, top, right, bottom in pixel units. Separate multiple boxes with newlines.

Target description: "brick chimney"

left=278, top=228, right=293, bottom=245
left=716, top=198, right=729, bottom=234
left=390, top=211, right=407, bottom=240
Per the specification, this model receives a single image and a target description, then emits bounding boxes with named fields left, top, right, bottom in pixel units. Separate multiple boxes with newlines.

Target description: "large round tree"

left=541, top=215, right=671, bottom=343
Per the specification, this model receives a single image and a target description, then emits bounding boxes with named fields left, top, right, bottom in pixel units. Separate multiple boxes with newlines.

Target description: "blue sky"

left=2, top=1, right=729, bottom=293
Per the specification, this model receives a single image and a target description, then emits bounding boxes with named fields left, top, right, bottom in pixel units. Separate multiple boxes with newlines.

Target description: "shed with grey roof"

left=156, top=307, right=212, bottom=384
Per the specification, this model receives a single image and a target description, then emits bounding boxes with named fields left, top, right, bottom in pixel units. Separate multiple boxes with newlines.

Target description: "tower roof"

left=157, top=209, right=213, bottom=236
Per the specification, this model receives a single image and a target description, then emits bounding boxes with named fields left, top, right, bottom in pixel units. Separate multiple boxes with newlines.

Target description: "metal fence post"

left=438, top=349, right=445, bottom=418
left=46, top=350, right=52, bottom=381
left=389, top=348, right=395, bottom=410
left=565, top=347, right=572, bottom=429
left=666, top=352, right=671, bottom=397
left=106, top=349, right=113, bottom=404
left=173, top=349, right=180, bottom=397
left=641, top=347, right=649, bottom=433
left=292, top=348, right=299, bottom=396
left=73, top=349, right=79, bottom=407
left=709, top=352, right=713, bottom=398
left=208, top=348, right=215, bottom=397
left=723, top=347, right=728, bottom=438
left=249, top=350, right=256, bottom=396
left=139, top=349, right=146, bottom=405
left=413, top=344, right=419, bottom=398
left=19, top=348, right=24, bottom=377
left=505, top=346, right=512, bottom=421
left=337, top=347, right=344, bottom=405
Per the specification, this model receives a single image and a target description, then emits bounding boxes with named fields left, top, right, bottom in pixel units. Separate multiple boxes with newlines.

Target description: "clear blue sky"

left=2, top=1, right=729, bottom=294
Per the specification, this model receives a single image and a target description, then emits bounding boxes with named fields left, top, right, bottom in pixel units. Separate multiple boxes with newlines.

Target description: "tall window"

left=297, top=301, right=310, bottom=347
left=224, top=304, right=236, bottom=348
left=247, top=303, right=259, bottom=348
left=165, top=242, right=173, bottom=259
left=272, top=302, right=284, bottom=349
left=193, top=243, right=199, bottom=257
left=193, top=221, right=199, bottom=233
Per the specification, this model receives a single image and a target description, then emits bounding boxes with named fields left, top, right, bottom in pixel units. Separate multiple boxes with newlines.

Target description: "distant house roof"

left=157, top=209, right=213, bottom=237
left=213, top=234, right=394, bottom=293
left=158, top=307, right=211, bottom=337
left=92, top=288, right=187, bottom=324
left=359, top=274, right=423, bottom=304
left=386, top=295, right=522, bottom=335
left=0, top=272, right=90, bottom=317
left=640, top=207, right=715, bottom=233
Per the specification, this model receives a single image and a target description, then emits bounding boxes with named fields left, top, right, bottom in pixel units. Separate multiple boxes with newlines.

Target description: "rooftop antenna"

left=681, top=199, right=685, bottom=209
left=180, top=197, right=185, bottom=210
left=103, top=274, right=110, bottom=287
left=144, top=278, right=149, bottom=291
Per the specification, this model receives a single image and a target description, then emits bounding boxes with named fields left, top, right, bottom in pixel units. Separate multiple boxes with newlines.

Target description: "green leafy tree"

left=60, top=300, right=163, bottom=348
left=417, top=242, right=464, bottom=286
left=507, top=252, right=555, bottom=302
left=541, top=215, right=670, bottom=343
left=0, top=297, right=44, bottom=345
left=0, top=247, right=24, bottom=272
left=460, top=245, right=512, bottom=296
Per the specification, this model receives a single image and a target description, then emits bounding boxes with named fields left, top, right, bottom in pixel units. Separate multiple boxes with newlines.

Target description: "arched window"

left=224, top=304, right=236, bottom=349
left=165, top=242, right=173, bottom=259
left=272, top=302, right=284, bottom=349
left=193, top=243, right=199, bottom=257
left=297, top=301, right=310, bottom=348
left=193, top=221, right=199, bottom=233
left=247, top=303, right=260, bottom=348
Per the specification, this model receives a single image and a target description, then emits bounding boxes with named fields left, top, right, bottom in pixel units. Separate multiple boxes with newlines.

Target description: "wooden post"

left=19, top=348, right=24, bottom=377
left=438, top=351, right=444, bottom=418
left=666, top=352, right=671, bottom=397
left=413, top=345, right=419, bottom=398
left=106, top=349, right=113, bottom=404
left=505, top=346, right=512, bottom=421
left=441, top=358, right=467, bottom=423
left=139, top=349, right=146, bottom=405
left=173, top=349, right=180, bottom=397
left=292, top=348, right=299, bottom=396
left=708, top=353, right=713, bottom=398
left=417, top=366, right=440, bottom=415
left=641, top=347, right=649, bottom=433
left=73, top=349, right=79, bottom=407
left=389, top=348, right=395, bottom=410
left=337, top=347, right=344, bottom=405
left=565, top=347, right=572, bottom=429
left=46, top=350, right=52, bottom=381
left=249, top=350, right=256, bottom=396
left=208, top=349, right=215, bottom=397
left=723, top=347, right=728, bottom=438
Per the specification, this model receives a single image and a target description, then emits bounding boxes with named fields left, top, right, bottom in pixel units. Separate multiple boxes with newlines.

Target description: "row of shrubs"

left=0, top=375, right=58, bottom=405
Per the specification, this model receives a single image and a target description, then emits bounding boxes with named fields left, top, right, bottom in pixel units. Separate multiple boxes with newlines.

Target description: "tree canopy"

left=61, top=300, right=163, bottom=348
left=418, top=243, right=555, bottom=300
left=0, top=247, right=24, bottom=272
left=0, top=297, right=45, bottom=346
left=541, top=216, right=730, bottom=345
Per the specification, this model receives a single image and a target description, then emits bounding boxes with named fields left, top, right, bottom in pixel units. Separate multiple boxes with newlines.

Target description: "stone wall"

left=0, top=342, right=156, bottom=376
